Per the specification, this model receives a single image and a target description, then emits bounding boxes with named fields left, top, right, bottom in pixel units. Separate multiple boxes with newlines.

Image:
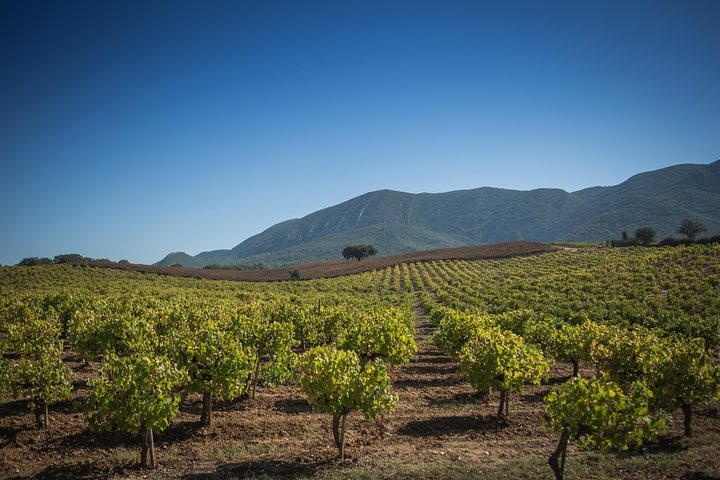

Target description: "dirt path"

left=365, top=301, right=558, bottom=474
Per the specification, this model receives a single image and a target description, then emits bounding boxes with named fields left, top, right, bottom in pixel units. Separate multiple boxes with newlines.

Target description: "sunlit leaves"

left=1, top=298, right=72, bottom=427
left=459, top=327, right=549, bottom=417
left=85, top=353, right=188, bottom=435
left=544, top=375, right=668, bottom=480
left=545, top=375, right=667, bottom=452
left=338, top=306, right=417, bottom=365
left=297, top=346, right=397, bottom=459
left=431, top=308, right=493, bottom=359
left=298, top=346, right=396, bottom=419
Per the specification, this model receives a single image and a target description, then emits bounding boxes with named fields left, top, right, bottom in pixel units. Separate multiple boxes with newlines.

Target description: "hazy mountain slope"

left=156, top=252, right=207, bottom=268
left=226, top=187, right=581, bottom=258
left=563, top=161, right=720, bottom=240
left=229, top=224, right=468, bottom=267
left=157, top=160, right=720, bottom=267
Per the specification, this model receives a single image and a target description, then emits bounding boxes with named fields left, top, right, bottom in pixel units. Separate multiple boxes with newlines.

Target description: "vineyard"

left=1, top=244, right=719, bottom=479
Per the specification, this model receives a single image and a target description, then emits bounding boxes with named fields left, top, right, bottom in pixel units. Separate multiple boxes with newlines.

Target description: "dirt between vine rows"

left=1, top=338, right=719, bottom=479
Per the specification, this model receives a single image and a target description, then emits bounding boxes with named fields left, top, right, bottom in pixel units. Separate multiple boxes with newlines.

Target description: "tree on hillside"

left=609, top=231, right=638, bottom=247
left=17, top=257, right=53, bottom=266
left=342, top=244, right=378, bottom=261
left=634, top=227, right=656, bottom=246
left=677, top=219, right=706, bottom=240
left=53, top=254, right=91, bottom=264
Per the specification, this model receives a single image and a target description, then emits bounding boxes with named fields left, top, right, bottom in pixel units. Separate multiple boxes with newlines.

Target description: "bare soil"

left=1, top=307, right=718, bottom=480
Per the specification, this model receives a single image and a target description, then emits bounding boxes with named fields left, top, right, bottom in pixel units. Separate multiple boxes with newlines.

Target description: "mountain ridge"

left=157, top=160, right=720, bottom=267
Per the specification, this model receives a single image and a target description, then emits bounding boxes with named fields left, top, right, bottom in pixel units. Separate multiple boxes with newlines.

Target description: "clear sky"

left=1, top=0, right=719, bottom=265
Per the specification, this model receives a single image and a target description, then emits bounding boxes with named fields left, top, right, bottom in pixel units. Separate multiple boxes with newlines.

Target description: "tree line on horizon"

left=14, top=254, right=128, bottom=267
left=608, top=218, right=719, bottom=247
left=8, top=218, right=718, bottom=269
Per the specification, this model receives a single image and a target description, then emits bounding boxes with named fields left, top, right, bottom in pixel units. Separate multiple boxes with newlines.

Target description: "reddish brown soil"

left=90, top=241, right=558, bottom=282
left=1, top=309, right=718, bottom=480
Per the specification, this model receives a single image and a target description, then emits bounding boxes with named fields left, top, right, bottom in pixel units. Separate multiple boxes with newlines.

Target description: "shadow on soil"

left=180, top=397, right=250, bottom=417
left=47, top=399, right=77, bottom=415
left=636, top=435, right=687, bottom=455
left=429, top=391, right=488, bottom=408
left=273, top=397, right=312, bottom=414
left=56, top=427, right=138, bottom=449
left=0, top=399, right=28, bottom=416
left=542, top=373, right=576, bottom=386
left=0, top=426, right=22, bottom=448
left=680, top=473, right=720, bottom=480
left=413, top=354, right=455, bottom=365
left=705, top=407, right=720, bottom=420
left=180, top=459, right=333, bottom=479
left=5, top=461, right=132, bottom=480
left=396, top=414, right=507, bottom=437
left=160, top=420, right=206, bottom=443
left=394, top=375, right=462, bottom=389
left=54, top=419, right=204, bottom=452
left=520, top=390, right=549, bottom=403
left=400, top=363, right=458, bottom=375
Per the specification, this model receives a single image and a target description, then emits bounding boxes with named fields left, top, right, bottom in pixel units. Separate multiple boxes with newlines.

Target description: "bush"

left=634, top=227, right=656, bottom=246
left=342, top=244, right=378, bottom=261
left=17, top=257, right=53, bottom=266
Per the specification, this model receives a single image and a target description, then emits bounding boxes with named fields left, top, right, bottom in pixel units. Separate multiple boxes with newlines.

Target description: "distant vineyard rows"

left=1, top=244, right=719, bottom=478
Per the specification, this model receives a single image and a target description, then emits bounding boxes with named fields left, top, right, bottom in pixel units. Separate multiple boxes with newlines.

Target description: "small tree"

left=342, top=246, right=354, bottom=260
left=2, top=301, right=72, bottom=428
left=594, top=327, right=660, bottom=385
left=289, top=269, right=301, bottom=280
left=161, top=310, right=256, bottom=427
left=677, top=219, right=706, bottom=240
left=545, top=376, right=667, bottom=480
left=649, top=337, right=716, bottom=437
left=546, top=324, right=592, bottom=377
left=298, top=346, right=396, bottom=460
left=431, top=309, right=493, bottom=359
left=53, top=253, right=90, bottom=264
left=362, top=244, right=378, bottom=259
left=342, top=245, right=378, bottom=261
left=459, top=328, right=549, bottom=418
left=16, top=257, right=53, bottom=266
left=634, top=227, right=656, bottom=246
left=234, top=302, right=297, bottom=398
left=84, top=354, right=188, bottom=469
left=2, top=343, right=72, bottom=428
left=338, top=307, right=417, bottom=365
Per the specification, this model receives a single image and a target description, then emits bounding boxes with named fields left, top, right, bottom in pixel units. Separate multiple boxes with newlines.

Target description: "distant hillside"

left=157, top=160, right=720, bottom=267
left=159, top=252, right=207, bottom=269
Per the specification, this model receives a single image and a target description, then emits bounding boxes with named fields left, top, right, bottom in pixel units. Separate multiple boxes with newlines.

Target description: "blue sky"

left=1, top=0, right=719, bottom=265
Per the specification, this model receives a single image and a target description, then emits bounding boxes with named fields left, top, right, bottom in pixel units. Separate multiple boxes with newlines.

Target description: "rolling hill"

left=157, top=160, right=720, bottom=267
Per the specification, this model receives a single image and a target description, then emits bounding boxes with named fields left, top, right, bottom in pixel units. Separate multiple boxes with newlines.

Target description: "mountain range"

left=157, top=160, right=720, bottom=268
